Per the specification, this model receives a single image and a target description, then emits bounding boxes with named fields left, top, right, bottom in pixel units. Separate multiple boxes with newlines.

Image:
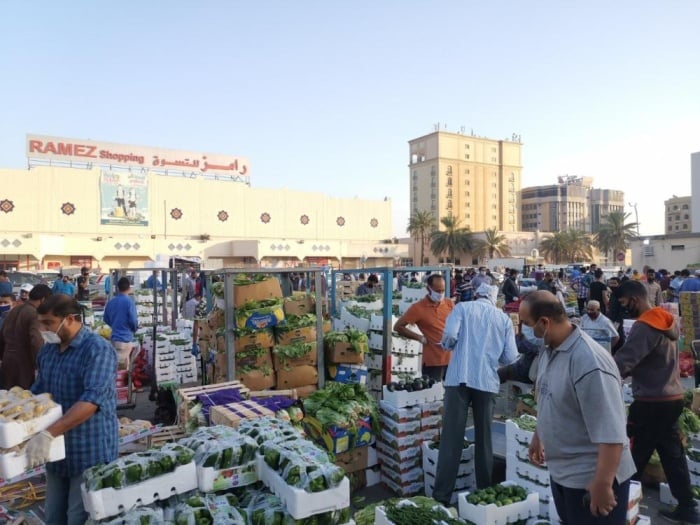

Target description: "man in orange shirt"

left=394, top=274, right=454, bottom=380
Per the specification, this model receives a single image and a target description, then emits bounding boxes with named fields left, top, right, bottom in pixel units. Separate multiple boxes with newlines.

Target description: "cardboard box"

left=209, top=400, right=275, bottom=428
left=233, top=277, right=283, bottom=308
left=326, top=341, right=366, bottom=364
left=327, top=364, right=368, bottom=384
left=276, top=325, right=317, bottom=346
left=276, top=365, right=319, bottom=389
left=304, top=415, right=352, bottom=454
left=295, top=384, right=318, bottom=398
left=236, top=369, right=276, bottom=390
left=236, top=305, right=285, bottom=330
left=334, top=446, right=369, bottom=474
left=322, top=319, right=331, bottom=334
left=235, top=346, right=273, bottom=370
left=273, top=342, right=318, bottom=369
left=176, top=381, right=250, bottom=427
left=235, top=329, right=275, bottom=352
left=284, top=295, right=316, bottom=316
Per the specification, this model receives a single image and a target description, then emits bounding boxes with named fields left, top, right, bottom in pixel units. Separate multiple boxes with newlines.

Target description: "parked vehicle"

left=517, top=277, right=538, bottom=296
left=7, top=272, right=47, bottom=297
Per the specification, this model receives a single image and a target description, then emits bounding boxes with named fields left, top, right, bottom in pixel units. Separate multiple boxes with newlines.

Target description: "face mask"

left=480, top=270, right=486, bottom=275
left=521, top=324, right=544, bottom=346
left=534, top=319, right=549, bottom=346
left=0, top=304, right=10, bottom=315
left=41, top=318, right=66, bottom=345
left=427, top=287, right=445, bottom=302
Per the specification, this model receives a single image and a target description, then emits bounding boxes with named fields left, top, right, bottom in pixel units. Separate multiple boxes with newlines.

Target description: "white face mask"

left=41, top=318, right=66, bottom=345
left=521, top=324, right=544, bottom=346
left=427, top=286, right=445, bottom=303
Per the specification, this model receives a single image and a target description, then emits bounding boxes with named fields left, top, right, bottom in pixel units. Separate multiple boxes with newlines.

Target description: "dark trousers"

left=550, top=478, right=630, bottom=525
left=577, top=298, right=587, bottom=316
left=627, top=399, right=695, bottom=508
left=433, top=385, right=495, bottom=503
left=422, top=365, right=447, bottom=381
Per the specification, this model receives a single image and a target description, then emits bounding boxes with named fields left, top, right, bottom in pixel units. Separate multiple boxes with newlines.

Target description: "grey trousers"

left=433, top=384, right=495, bottom=503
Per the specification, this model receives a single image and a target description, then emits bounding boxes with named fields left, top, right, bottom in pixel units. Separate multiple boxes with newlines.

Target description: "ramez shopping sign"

left=26, top=134, right=249, bottom=176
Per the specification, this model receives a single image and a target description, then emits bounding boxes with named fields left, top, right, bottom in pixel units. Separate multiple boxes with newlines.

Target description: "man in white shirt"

left=580, top=300, right=619, bottom=352
left=182, top=293, right=201, bottom=320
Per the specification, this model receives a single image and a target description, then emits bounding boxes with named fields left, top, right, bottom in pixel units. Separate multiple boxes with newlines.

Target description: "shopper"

left=18, top=283, right=33, bottom=302
left=579, top=300, right=619, bottom=352
left=501, top=269, right=520, bottom=305
left=0, top=284, right=52, bottom=389
left=521, top=291, right=635, bottom=523
left=614, top=280, right=700, bottom=523
left=588, top=268, right=611, bottom=315
left=75, top=267, right=91, bottom=301
left=394, top=274, right=454, bottom=380
left=52, top=274, right=75, bottom=297
left=103, top=277, right=138, bottom=370
left=0, top=282, right=16, bottom=330
left=433, top=283, right=517, bottom=501
left=469, top=267, right=492, bottom=290
left=27, top=294, right=118, bottom=525
left=644, top=268, right=663, bottom=307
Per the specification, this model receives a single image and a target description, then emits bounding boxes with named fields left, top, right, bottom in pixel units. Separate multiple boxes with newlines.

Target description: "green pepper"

left=328, top=466, right=345, bottom=487
left=148, top=460, right=163, bottom=478
left=203, top=450, right=220, bottom=468
left=307, top=475, right=326, bottom=493
left=110, top=468, right=124, bottom=489
left=264, top=449, right=280, bottom=469
left=285, top=465, right=301, bottom=487
left=125, top=463, right=143, bottom=483
left=220, top=447, right=233, bottom=469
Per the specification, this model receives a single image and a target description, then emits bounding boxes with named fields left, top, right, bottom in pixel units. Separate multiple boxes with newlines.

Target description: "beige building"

left=408, top=130, right=523, bottom=233
left=665, top=195, right=691, bottom=234
left=0, top=136, right=406, bottom=271
left=521, top=176, right=624, bottom=233
left=629, top=233, right=700, bottom=272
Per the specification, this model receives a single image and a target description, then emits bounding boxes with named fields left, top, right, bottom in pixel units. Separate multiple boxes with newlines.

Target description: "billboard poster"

left=100, top=170, right=149, bottom=226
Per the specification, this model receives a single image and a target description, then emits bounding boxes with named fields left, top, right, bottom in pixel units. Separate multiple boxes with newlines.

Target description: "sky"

left=1, top=1, right=699, bottom=238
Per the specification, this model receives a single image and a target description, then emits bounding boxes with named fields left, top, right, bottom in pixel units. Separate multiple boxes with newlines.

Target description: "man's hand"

left=586, top=479, right=617, bottom=517
left=25, top=430, right=54, bottom=468
left=528, top=431, right=546, bottom=466
left=191, top=343, right=200, bottom=357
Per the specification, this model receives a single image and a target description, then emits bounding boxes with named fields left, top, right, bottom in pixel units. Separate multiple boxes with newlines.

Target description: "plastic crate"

left=458, top=482, right=539, bottom=525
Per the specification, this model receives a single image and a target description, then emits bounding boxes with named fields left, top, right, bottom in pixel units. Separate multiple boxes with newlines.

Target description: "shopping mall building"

left=0, top=134, right=406, bottom=272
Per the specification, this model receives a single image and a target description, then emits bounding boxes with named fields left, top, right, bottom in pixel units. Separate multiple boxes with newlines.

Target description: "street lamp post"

left=628, top=202, right=640, bottom=237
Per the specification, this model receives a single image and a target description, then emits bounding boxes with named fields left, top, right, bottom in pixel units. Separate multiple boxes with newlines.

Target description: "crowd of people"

left=392, top=263, right=700, bottom=523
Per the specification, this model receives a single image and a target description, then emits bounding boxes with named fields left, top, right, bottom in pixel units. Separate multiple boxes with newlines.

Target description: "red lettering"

left=44, top=142, right=58, bottom=154
left=28, top=140, right=43, bottom=153
left=57, top=143, right=73, bottom=155
left=74, top=145, right=97, bottom=158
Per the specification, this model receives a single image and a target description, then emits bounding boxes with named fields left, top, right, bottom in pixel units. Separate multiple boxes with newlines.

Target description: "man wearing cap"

left=394, top=274, right=454, bottom=380
left=19, top=283, right=33, bottom=302
left=433, top=283, right=517, bottom=503
left=0, top=284, right=52, bottom=389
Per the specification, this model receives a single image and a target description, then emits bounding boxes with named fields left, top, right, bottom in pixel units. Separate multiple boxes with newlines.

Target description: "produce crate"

left=256, top=458, right=350, bottom=520
left=0, top=435, right=65, bottom=479
left=376, top=450, right=422, bottom=473
left=381, top=382, right=444, bottom=408
left=368, top=332, right=383, bottom=351
left=234, top=330, right=275, bottom=352
left=334, top=446, right=369, bottom=474
left=424, top=470, right=475, bottom=504
left=369, top=314, right=399, bottom=332
left=375, top=441, right=421, bottom=464
left=378, top=415, right=421, bottom=438
left=283, top=295, right=315, bottom=316
left=147, top=425, right=188, bottom=447
left=0, top=404, right=63, bottom=449
left=327, top=364, right=368, bottom=385
left=422, top=441, right=475, bottom=474
left=273, top=342, right=318, bottom=368
left=378, top=402, right=421, bottom=423
left=380, top=475, right=423, bottom=497
left=236, top=305, right=285, bottom=330
left=209, top=400, right=275, bottom=428
left=381, top=465, right=423, bottom=487
left=81, top=461, right=197, bottom=521
left=505, top=415, right=537, bottom=452
left=276, top=326, right=317, bottom=346
left=176, top=381, right=250, bottom=428
left=340, top=309, right=371, bottom=332
left=326, top=342, right=366, bottom=365
left=458, top=482, right=539, bottom=525
left=232, top=277, right=283, bottom=308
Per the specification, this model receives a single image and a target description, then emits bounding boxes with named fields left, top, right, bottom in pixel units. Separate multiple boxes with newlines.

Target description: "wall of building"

left=665, top=195, right=692, bottom=234
left=629, top=233, right=700, bottom=272
left=0, top=165, right=401, bottom=269
left=691, top=152, right=700, bottom=233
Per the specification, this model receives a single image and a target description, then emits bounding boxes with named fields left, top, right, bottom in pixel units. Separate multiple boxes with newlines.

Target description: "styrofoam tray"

left=368, top=333, right=383, bottom=351
left=400, top=287, right=426, bottom=303
left=381, top=382, right=444, bottom=408
left=197, top=459, right=258, bottom=492
left=513, top=478, right=558, bottom=521
left=340, top=309, right=370, bottom=332
left=514, top=462, right=551, bottom=487
left=505, top=417, right=536, bottom=449
left=421, top=428, right=440, bottom=442
left=378, top=402, right=421, bottom=422
left=81, top=461, right=197, bottom=521
left=379, top=415, right=421, bottom=437
left=422, top=441, right=474, bottom=466
left=391, top=337, right=422, bottom=356
left=0, top=435, right=65, bottom=479
left=369, top=314, right=399, bottom=332
left=376, top=450, right=422, bottom=473
left=0, top=404, right=63, bottom=448
left=257, top=458, right=350, bottom=519
left=390, top=353, right=421, bottom=374
left=458, top=482, right=540, bottom=525
left=424, top=470, right=475, bottom=504
left=364, top=351, right=383, bottom=369
left=375, top=499, right=455, bottom=525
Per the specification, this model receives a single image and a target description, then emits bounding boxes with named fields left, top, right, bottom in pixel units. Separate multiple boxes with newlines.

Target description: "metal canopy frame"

left=209, top=266, right=327, bottom=387
left=330, top=266, right=451, bottom=385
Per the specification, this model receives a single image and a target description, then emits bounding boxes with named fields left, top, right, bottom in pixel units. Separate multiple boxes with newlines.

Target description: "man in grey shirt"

left=521, top=291, right=635, bottom=523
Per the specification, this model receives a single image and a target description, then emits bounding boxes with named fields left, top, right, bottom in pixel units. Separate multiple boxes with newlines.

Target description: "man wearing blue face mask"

left=394, top=274, right=454, bottom=380
left=497, top=322, right=543, bottom=384
left=0, top=281, right=16, bottom=331
left=28, top=294, right=118, bottom=525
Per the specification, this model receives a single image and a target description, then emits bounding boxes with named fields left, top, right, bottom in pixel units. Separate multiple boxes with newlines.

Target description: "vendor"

left=27, top=294, right=118, bottom=524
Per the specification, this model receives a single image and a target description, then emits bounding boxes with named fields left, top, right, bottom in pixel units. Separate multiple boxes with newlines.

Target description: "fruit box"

left=234, top=330, right=274, bottom=352
left=235, top=305, right=285, bottom=330
left=273, top=342, right=318, bottom=369
left=256, top=457, right=350, bottom=520
left=421, top=441, right=475, bottom=472
left=327, top=364, right=368, bottom=385
left=81, top=461, right=197, bottom=521
left=196, top=458, right=258, bottom=492
left=0, top=435, right=66, bottom=480
left=232, top=277, right=283, bottom=308
left=378, top=402, right=421, bottom=423
left=458, top=482, right=539, bottom=525
left=378, top=415, right=421, bottom=438
left=376, top=450, right=422, bottom=473
left=505, top=416, right=537, bottom=448
left=333, top=446, right=368, bottom=474
left=276, top=326, right=317, bottom=346
left=276, top=365, right=318, bottom=389
left=326, top=342, right=366, bottom=365
left=208, top=400, right=275, bottom=428
left=236, top=370, right=276, bottom=391
left=0, top=404, right=63, bottom=449
left=283, top=295, right=316, bottom=316
left=304, top=414, right=372, bottom=454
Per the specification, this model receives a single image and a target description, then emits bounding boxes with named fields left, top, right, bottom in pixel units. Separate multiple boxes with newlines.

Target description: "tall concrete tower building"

left=408, top=130, right=523, bottom=232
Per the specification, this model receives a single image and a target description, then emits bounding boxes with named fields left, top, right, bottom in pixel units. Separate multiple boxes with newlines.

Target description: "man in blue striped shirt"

left=27, top=294, right=118, bottom=525
left=433, top=283, right=518, bottom=504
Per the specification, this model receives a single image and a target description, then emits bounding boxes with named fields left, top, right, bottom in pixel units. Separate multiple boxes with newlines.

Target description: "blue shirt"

left=441, top=298, right=518, bottom=393
left=103, top=293, right=138, bottom=343
left=680, top=277, right=700, bottom=293
left=31, top=327, right=118, bottom=477
left=52, top=280, right=75, bottom=296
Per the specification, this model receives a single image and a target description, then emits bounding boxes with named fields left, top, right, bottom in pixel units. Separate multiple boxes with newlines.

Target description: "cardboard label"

left=236, top=306, right=285, bottom=330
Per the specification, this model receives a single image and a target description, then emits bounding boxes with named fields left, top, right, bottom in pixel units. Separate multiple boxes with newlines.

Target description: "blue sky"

left=2, top=1, right=699, bottom=237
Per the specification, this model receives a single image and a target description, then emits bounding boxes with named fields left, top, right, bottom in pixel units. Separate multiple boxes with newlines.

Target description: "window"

left=465, top=191, right=470, bottom=197
left=491, top=157, right=497, bottom=162
left=684, top=224, right=689, bottom=229
left=676, top=214, right=681, bottom=220
left=465, top=180, right=470, bottom=185
left=447, top=189, right=452, bottom=197
left=685, top=214, right=689, bottom=220
left=671, top=245, right=686, bottom=250
left=465, top=214, right=470, bottom=218
left=675, top=225, right=679, bottom=230
left=492, top=182, right=497, bottom=188
left=683, top=204, right=689, bottom=209
left=464, top=169, right=470, bottom=174
left=447, top=177, right=452, bottom=186
left=492, top=204, right=497, bottom=209
left=491, top=147, right=497, bottom=152
left=492, top=215, right=497, bottom=220
left=674, top=205, right=679, bottom=210
left=465, top=154, right=470, bottom=159
left=465, top=144, right=470, bottom=149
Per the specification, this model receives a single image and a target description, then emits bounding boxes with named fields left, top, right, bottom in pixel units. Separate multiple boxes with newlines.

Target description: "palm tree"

left=430, top=216, right=474, bottom=264
left=594, top=211, right=638, bottom=261
left=406, top=210, right=436, bottom=265
left=475, top=228, right=512, bottom=259
left=539, top=229, right=593, bottom=264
